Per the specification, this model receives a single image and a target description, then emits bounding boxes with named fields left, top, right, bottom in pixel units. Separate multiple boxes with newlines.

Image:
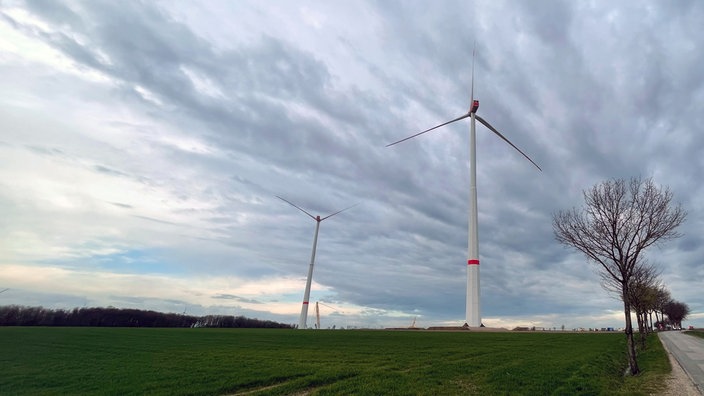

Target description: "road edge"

left=658, top=332, right=702, bottom=395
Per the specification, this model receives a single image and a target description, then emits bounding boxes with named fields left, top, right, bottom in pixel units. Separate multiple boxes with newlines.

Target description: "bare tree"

left=642, top=284, right=661, bottom=334
left=601, top=259, right=662, bottom=348
left=663, top=300, right=690, bottom=329
left=653, top=286, right=672, bottom=328
left=553, top=177, right=686, bottom=375
left=626, top=263, right=661, bottom=346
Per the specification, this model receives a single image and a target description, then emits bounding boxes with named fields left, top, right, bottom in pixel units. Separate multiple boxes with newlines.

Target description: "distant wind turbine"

left=277, top=196, right=357, bottom=329
left=387, top=51, right=541, bottom=327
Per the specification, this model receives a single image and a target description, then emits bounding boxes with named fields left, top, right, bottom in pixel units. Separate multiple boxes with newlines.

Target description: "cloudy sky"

left=1, top=0, right=702, bottom=330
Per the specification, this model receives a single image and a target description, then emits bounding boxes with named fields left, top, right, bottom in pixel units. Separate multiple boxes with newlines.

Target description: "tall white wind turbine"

left=386, top=53, right=541, bottom=327
left=277, top=196, right=356, bottom=329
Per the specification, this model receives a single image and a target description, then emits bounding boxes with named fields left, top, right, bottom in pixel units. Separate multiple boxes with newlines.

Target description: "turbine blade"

left=386, top=113, right=471, bottom=147
left=321, top=203, right=359, bottom=221
left=471, top=44, right=475, bottom=102
left=276, top=195, right=317, bottom=220
left=475, top=115, right=542, bottom=171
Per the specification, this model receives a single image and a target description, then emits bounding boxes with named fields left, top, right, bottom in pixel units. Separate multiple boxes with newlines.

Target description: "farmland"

left=0, top=327, right=670, bottom=395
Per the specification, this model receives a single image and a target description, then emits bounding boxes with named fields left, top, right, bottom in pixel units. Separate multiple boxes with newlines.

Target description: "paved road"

left=659, top=331, right=704, bottom=394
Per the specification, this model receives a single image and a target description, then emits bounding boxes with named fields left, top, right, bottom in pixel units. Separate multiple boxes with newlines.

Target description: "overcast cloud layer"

left=1, top=0, right=702, bottom=329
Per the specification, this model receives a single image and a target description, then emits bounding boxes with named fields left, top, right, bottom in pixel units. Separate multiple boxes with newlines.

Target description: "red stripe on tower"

left=302, top=301, right=309, bottom=305
left=467, top=259, right=480, bottom=265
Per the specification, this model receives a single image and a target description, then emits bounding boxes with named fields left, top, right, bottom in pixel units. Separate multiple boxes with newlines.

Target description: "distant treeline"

left=0, top=305, right=293, bottom=328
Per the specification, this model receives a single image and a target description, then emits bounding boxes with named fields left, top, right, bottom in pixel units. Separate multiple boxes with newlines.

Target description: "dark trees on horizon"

left=0, top=305, right=293, bottom=329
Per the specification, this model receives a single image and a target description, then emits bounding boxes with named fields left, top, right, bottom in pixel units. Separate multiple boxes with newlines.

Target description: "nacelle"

left=470, top=100, right=479, bottom=114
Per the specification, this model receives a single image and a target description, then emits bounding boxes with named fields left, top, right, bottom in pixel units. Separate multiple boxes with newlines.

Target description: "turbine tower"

left=386, top=52, right=541, bottom=327
left=277, top=196, right=356, bottom=329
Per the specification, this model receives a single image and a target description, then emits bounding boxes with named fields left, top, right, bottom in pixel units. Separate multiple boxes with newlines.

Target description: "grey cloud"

left=212, top=294, right=263, bottom=304
left=94, top=165, right=129, bottom=178
left=109, top=202, right=133, bottom=209
left=132, top=215, right=179, bottom=226
left=2, top=0, right=702, bottom=328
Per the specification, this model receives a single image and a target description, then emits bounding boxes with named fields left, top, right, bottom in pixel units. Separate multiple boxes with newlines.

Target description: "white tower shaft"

left=466, top=113, right=481, bottom=327
left=298, top=219, right=321, bottom=329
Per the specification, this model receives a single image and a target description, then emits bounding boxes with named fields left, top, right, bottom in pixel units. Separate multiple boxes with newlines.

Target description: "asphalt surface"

left=659, top=331, right=704, bottom=394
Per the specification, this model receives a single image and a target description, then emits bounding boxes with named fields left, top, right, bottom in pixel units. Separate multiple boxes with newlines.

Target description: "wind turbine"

left=315, top=301, right=339, bottom=329
left=277, top=196, right=356, bottom=329
left=386, top=52, right=541, bottom=327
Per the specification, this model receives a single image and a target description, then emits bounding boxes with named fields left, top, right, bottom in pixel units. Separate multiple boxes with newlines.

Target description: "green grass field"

left=0, top=327, right=670, bottom=395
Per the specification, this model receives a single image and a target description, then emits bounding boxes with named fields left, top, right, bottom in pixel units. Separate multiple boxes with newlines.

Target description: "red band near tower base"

left=302, top=301, right=309, bottom=304
left=467, top=259, right=480, bottom=265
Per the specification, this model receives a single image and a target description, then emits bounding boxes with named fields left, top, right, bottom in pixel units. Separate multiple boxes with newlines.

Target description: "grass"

left=0, top=327, right=672, bottom=395
left=686, top=329, right=704, bottom=339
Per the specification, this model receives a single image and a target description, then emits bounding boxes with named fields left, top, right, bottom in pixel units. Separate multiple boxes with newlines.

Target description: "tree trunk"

left=648, top=311, right=653, bottom=332
left=637, top=310, right=646, bottom=349
left=623, top=288, right=640, bottom=375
